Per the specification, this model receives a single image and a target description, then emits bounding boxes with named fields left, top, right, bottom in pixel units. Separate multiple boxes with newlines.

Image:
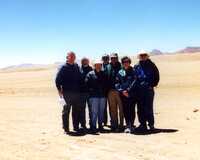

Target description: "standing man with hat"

left=107, top=53, right=124, bottom=132
left=134, top=50, right=160, bottom=132
left=55, top=51, right=82, bottom=134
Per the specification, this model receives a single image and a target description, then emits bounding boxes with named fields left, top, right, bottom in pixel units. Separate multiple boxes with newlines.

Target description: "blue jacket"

left=115, top=66, right=136, bottom=94
left=134, top=59, right=160, bottom=88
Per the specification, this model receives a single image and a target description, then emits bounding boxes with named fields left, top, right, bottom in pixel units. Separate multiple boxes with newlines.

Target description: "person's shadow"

left=133, top=128, right=179, bottom=135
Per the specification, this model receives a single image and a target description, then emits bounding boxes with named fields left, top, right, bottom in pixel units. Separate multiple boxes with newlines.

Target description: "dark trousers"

left=121, top=95, right=136, bottom=127
left=79, top=93, right=91, bottom=128
left=63, top=92, right=81, bottom=131
left=137, top=88, right=155, bottom=127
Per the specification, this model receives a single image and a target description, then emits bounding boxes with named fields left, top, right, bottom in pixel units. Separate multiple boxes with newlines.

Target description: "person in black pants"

left=115, top=56, right=136, bottom=133
left=79, top=57, right=93, bottom=130
left=134, top=50, right=160, bottom=132
left=55, top=51, right=82, bottom=134
left=101, top=54, right=110, bottom=126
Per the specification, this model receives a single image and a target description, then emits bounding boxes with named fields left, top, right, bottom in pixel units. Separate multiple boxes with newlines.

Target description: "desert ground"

left=0, top=53, right=200, bottom=160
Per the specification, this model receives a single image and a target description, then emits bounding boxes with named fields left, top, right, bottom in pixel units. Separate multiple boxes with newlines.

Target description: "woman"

left=85, top=60, right=107, bottom=133
left=115, top=56, right=137, bottom=133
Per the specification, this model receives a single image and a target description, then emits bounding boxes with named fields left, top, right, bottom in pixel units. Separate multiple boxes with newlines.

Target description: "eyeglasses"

left=122, top=60, right=130, bottom=64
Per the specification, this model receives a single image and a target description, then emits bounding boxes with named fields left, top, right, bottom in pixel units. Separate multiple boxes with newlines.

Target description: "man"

left=134, top=50, right=160, bottom=132
left=115, top=56, right=136, bottom=133
left=85, top=60, right=107, bottom=133
left=79, top=57, right=93, bottom=130
left=101, top=54, right=110, bottom=126
left=55, top=51, right=82, bottom=134
left=107, top=53, right=124, bottom=131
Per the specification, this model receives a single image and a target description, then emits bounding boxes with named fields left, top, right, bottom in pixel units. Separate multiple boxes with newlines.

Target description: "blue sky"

left=0, top=0, right=200, bottom=67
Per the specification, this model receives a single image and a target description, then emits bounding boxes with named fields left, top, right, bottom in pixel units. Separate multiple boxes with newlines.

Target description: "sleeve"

left=152, top=63, right=160, bottom=87
left=55, top=66, right=63, bottom=91
left=126, top=70, right=137, bottom=92
left=85, top=72, right=91, bottom=88
left=115, top=73, right=123, bottom=92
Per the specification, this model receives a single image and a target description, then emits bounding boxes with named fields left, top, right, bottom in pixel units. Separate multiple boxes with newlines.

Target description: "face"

left=102, top=57, right=109, bottom=64
left=94, top=63, right=102, bottom=71
left=122, top=59, right=131, bottom=69
left=111, top=57, right=118, bottom=64
left=82, top=59, right=89, bottom=66
left=139, top=54, right=149, bottom=61
left=67, top=52, right=76, bottom=64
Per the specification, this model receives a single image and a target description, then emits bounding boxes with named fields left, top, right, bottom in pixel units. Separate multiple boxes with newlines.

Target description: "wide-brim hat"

left=138, top=50, right=149, bottom=56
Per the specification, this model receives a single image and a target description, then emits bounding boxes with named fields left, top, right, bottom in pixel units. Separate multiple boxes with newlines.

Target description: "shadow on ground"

left=66, top=128, right=178, bottom=137
left=133, top=128, right=179, bottom=135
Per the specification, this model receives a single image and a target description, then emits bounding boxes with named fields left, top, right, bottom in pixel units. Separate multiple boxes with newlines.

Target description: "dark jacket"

left=55, top=63, right=81, bottom=92
left=107, top=62, right=122, bottom=89
left=115, top=66, right=136, bottom=94
left=134, top=59, right=160, bottom=88
left=85, top=70, right=107, bottom=98
left=80, top=65, right=93, bottom=93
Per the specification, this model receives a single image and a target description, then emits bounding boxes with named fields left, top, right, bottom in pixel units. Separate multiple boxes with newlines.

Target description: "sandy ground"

left=0, top=53, right=200, bottom=160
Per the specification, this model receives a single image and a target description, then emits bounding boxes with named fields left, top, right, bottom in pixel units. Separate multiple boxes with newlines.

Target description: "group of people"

left=55, top=50, right=160, bottom=134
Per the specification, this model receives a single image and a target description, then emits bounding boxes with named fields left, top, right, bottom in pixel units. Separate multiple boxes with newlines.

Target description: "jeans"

left=89, top=97, right=106, bottom=129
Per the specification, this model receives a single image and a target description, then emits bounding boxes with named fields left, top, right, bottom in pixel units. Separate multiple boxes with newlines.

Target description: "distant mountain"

left=1, top=59, right=82, bottom=71
left=1, top=63, right=48, bottom=71
left=176, top=47, right=200, bottom=53
left=150, top=49, right=163, bottom=55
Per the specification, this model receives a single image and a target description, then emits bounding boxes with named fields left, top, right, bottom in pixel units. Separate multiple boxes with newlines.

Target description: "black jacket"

left=135, top=59, right=160, bottom=88
left=85, top=70, right=107, bottom=98
left=55, top=63, right=81, bottom=92
left=80, top=65, right=93, bottom=93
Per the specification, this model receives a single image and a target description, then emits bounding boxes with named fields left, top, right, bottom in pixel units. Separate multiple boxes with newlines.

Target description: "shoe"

left=149, top=125, right=155, bottom=131
left=98, top=127, right=105, bottom=133
left=103, top=123, right=108, bottom=127
left=63, top=128, right=69, bottom=134
left=118, top=125, right=125, bottom=132
left=135, top=125, right=148, bottom=133
left=74, top=127, right=80, bottom=133
left=124, top=127, right=131, bottom=133
left=79, top=127, right=88, bottom=133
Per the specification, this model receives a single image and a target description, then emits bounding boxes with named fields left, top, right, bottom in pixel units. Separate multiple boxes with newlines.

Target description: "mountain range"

left=1, top=47, right=200, bottom=70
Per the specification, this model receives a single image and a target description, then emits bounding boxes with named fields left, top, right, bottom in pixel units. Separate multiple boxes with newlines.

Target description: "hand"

left=58, top=90, right=63, bottom=98
left=122, top=90, right=129, bottom=97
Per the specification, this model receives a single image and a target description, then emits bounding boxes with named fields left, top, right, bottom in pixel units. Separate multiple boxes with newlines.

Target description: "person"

left=101, top=54, right=110, bottom=126
left=79, top=57, right=93, bottom=130
left=107, top=53, right=124, bottom=132
left=55, top=51, right=82, bottom=134
left=85, top=60, right=107, bottom=133
left=115, top=56, right=137, bottom=133
left=134, top=50, right=160, bottom=132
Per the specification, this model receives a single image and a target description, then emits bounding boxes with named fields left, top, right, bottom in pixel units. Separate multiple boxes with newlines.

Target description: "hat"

left=138, top=50, right=149, bottom=56
left=93, top=59, right=102, bottom=65
left=110, top=53, right=118, bottom=58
